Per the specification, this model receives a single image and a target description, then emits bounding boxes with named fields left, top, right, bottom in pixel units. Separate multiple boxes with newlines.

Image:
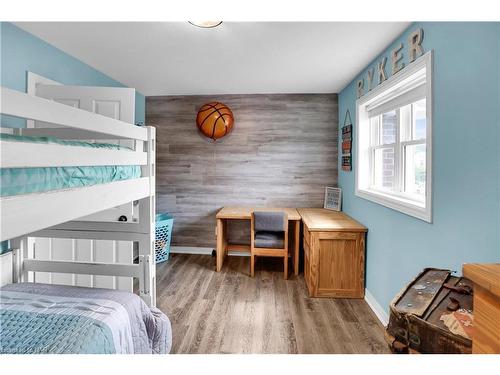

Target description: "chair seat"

left=254, top=231, right=284, bottom=249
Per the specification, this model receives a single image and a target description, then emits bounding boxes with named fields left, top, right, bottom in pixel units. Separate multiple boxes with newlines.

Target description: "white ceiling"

left=15, top=22, right=410, bottom=96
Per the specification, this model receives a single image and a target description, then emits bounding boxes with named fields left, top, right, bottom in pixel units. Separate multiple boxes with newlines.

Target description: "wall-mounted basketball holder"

left=196, top=102, right=234, bottom=141
left=341, top=110, right=353, bottom=171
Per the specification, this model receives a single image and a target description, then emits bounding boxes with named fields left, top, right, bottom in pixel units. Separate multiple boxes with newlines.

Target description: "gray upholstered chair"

left=250, top=211, right=289, bottom=279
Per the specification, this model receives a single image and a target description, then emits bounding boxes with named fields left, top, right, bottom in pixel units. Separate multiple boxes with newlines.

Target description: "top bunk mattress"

left=0, top=134, right=141, bottom=197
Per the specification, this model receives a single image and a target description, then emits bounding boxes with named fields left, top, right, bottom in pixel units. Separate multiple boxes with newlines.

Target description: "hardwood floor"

left=156, top=253, right=389, bottom=354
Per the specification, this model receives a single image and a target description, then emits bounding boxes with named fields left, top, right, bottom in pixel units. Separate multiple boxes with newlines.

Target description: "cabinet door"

left=316, top=232, right=365, bottom=298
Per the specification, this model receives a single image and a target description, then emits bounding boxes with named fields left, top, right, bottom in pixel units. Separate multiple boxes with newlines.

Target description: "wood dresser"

left=462, top=263, right=500, bottom=354
left=297, top=208, right=367, bottom=298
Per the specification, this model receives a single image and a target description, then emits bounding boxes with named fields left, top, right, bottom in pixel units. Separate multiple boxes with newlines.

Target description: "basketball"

left=196, top=102, right=234, bottom=141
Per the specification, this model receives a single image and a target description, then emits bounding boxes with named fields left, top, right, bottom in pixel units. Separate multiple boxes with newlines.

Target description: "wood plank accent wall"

left=146, top=94, right=338, bottom=248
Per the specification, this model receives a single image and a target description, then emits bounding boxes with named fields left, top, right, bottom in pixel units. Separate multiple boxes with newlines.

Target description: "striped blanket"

left=0, top=283, right=172, bottom=354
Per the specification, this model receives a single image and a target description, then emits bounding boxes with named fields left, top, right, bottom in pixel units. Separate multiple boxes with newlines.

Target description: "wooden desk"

left=298, top=208, right=367, bottom=298
left=463, top=263, right=500, bottom=354
left=298, top=208, right=367, bottom=232
left=216, top=207, right=301, bottom=275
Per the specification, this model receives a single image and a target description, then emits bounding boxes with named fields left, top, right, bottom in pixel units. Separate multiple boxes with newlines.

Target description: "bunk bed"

left=0, top=87, right=172, bottom=354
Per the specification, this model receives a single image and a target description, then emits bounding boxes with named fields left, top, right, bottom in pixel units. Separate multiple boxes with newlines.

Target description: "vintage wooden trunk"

left=386, top=268, right=474, bottom=354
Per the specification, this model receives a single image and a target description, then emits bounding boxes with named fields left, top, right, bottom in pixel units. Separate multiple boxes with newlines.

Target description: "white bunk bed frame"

left=0, top=87, right=157, bottom=307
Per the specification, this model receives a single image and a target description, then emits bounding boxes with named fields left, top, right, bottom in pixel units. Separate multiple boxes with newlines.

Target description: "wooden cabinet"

left=462, top=263, right=500, bottom=354
left=298, top=209, right=367, bottom=298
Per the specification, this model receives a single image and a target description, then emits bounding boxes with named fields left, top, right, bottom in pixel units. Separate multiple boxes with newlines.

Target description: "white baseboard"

left=170, top=246, right=213, bottom=255
left=364, top=288, right=389, bottom=327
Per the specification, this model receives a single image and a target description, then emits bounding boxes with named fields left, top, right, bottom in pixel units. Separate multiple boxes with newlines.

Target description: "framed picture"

left=324, top=187, right=342, bottom=211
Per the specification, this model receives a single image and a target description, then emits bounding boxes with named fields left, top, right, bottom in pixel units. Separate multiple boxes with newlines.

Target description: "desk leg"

left=294, top=220, right=300, bottom=276
left=216, top=218, right=226, bottom=272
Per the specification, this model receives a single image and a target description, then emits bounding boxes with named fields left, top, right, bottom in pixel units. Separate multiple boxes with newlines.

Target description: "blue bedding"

left=0, top=134, right=141, bottom=197
left=0, top=283, right=172, bottom=354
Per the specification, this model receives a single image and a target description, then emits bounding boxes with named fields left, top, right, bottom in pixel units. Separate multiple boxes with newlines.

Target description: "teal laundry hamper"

left=155, top=213, right=174, bottom=264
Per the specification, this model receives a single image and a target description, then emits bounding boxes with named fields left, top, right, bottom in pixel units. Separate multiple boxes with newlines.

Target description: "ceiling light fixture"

left=188, top=21, right=223, bottom=28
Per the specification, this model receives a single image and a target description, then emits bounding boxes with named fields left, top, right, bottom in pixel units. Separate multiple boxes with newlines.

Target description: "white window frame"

left=355, top=51, right=433, bottom=222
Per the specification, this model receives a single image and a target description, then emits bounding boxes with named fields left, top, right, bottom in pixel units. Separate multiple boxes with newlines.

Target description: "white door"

left=28, top=74, right=137, bottom=291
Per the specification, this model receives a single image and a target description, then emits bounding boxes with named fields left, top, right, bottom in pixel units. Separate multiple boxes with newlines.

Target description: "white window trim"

left=355, top=51, right=433, bottom=223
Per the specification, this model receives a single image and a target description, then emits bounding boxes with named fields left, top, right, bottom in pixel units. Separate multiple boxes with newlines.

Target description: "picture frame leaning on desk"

left=324, top=186, right=342, bottom=211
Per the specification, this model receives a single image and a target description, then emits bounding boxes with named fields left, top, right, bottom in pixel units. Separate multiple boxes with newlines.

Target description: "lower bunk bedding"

left=0, top=283, right=172, bottom=354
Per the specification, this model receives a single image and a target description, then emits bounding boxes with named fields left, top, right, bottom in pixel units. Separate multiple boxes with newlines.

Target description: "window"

left=356, top=52, right=432, bottom=222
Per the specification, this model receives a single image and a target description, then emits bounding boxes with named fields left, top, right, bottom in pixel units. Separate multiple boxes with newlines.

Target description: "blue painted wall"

left=0, top=22, right=146, bottom=254
left=338, top=22, right=500, bottom=314
left=0, top=22, right=145, bottom=126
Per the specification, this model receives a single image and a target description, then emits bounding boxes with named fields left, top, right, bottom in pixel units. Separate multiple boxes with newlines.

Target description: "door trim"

left=26, top=72, right=61, bottom=128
